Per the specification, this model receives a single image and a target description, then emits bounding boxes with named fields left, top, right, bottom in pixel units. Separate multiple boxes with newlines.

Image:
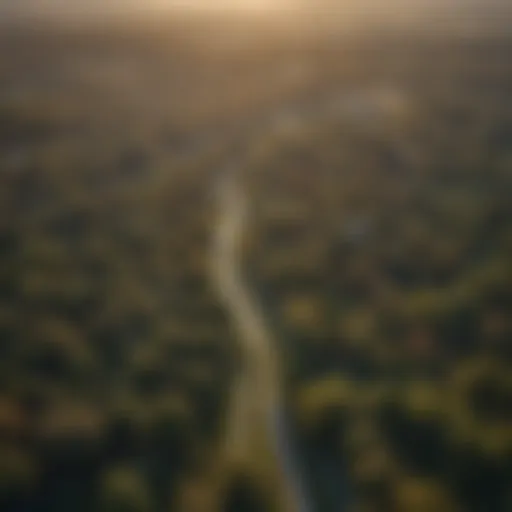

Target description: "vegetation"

left=0, top=23, right=511, bottom=511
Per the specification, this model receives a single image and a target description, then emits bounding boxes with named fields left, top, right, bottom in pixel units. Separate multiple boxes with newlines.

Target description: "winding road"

left=211, top=87, right=410, bottom=511
left=213, top=172, right=311, bottom=512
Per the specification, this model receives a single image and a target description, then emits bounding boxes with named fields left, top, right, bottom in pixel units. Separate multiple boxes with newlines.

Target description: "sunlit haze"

left=2, top=0, right=511, bottom=30
left=153, top=0, right=297, bottom=11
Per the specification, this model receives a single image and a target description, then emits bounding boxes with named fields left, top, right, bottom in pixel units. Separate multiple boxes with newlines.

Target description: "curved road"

left=211, top=87, right=410, bottom=511
left=213, top=173, right=311, bottom=512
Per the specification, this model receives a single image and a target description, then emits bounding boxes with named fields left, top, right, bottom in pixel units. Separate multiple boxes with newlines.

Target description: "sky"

left=1, top=0, right=510, bottom=28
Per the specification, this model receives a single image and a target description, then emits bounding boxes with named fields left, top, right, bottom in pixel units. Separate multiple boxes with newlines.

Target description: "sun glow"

left=149, top=0, right=298, bottom=12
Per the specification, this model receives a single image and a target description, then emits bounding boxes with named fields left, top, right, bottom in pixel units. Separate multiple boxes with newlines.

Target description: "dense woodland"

left=0, top=24, right=511, bottom=512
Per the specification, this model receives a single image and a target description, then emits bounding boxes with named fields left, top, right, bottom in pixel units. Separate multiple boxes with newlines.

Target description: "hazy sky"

left=1, top=0, right=510, bottom=26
